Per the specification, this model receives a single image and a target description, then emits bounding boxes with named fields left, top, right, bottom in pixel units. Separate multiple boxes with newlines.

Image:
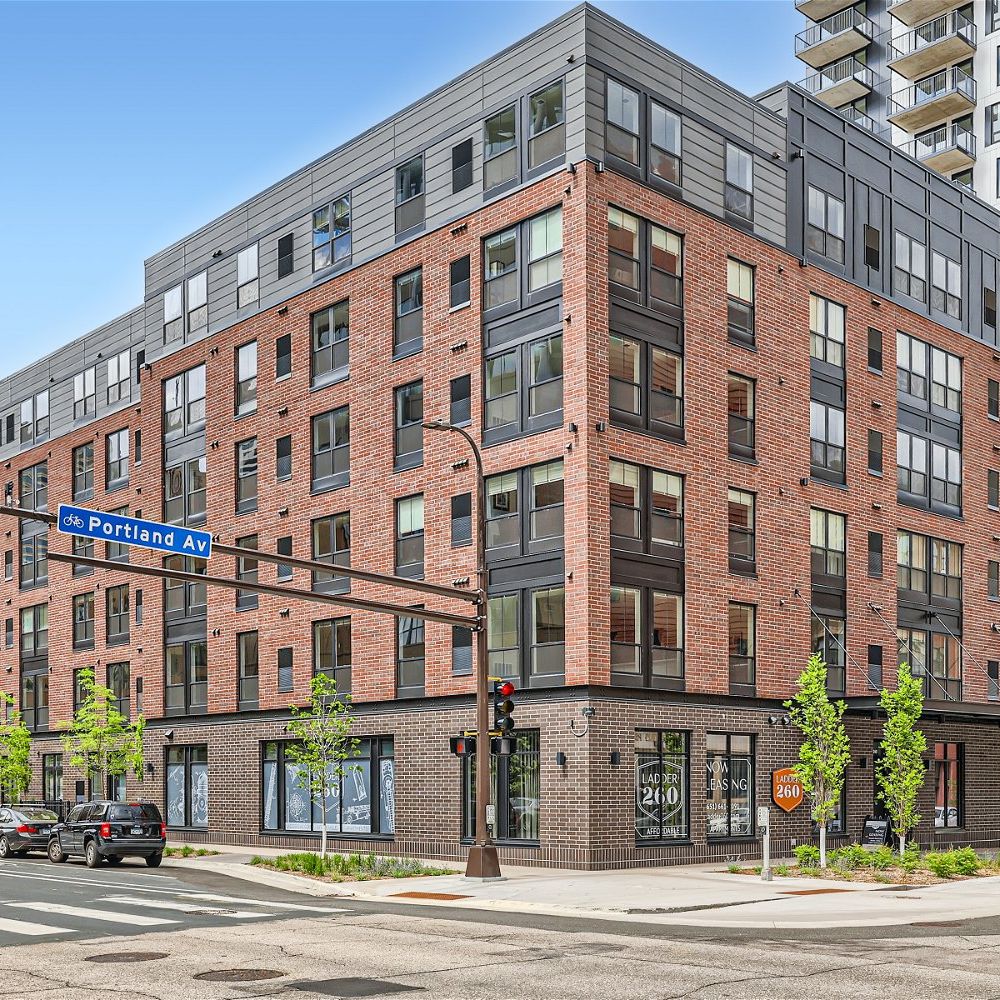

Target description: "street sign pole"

left=758, top=805, right=772, bottom=881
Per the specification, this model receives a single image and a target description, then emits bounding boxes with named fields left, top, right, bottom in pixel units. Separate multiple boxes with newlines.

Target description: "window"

left=20, top=462, right=47, bottom=511
left=489, top=594, right=520, bottom=679
left=528, top=80, right=565, bottom=168
left=530, top=586, right=565, bottom=678
left=19, top=522, right=47, bottom=589
left=450, top=256, right=471, bottom=309
left=238, top=632, right=259, bottom=708
left=73, top=366, right=97, bottom=420
left=728, top=604, right=755, bottom=689
left=310, top=300, right=349, bottom=387
left=868, top=531, right=883, bottom=578
left=485, top=332, right=563, bottom=441
left=3, top=550, right=10, bottom=582
left=20, top=669, right=48, bottom=731
left=312, top=195, right=351, bottom=271
left=810, top=508, right=846, bottom=578
left=163, top=365, right=206, bottom=440
left=452, top=138, right=473, bottom=193
left=277, top=232, right=294, bottom=279
left=395, top=155, right=424, bottom=233
left=236, top=535, right=259, bottom=611
left=993, top=1, right=1000, bottom=34
left=930, top=344, right=962, bottom=413
left=609, top=585, right=643, bottom=675
left=135, top=589, right=143, bottom=625
left=931, top=537, right=962, bottom=600
left=397, top=614, right=425, bottom=695
left=990, top=469, right=1000, bottom=509
left=394, top=381, right=423, bottom=471
left=484, top=105, right=517, bottom=190
left=813, top=614, right=846, bottom=695
left=986, top=288, right=997, bottom=329
left=806, top=187, right=845, bottom=263
left=607, top=207, right=683, bottom=311
left=990, top=103, right=1000, bottom=145
left=42, top=754, right=62, bottom=801
left=635, top=730, right=688, bottom=842
left=235, top=341, right=257, bottom=416
left=262, top=738, right=394, bottom=835
left=164, top=556, right=207, bottom=619
left=866, top=328, right=883, bottom=373
left=934, top=742, right=962, bottom=828
left=894, top=232, right=926, bottom=301
left=276, top=333, right=292, bottom=380
left=727, top=259, right=754, bottom=346
left=312, top=513, right=350, bottom=593
left=462, top=730, right=539, bottom=843
left=868, top=429, right=883, bottom=475
left=270, top=436, right=291, bottom=484
left=276, top=536, right=293, bottom=581
left=609, top=460, right=682, bottom=553
left=608, top=333, right=682, bottom=439
left=313, top=617, right=351, bottom=692
left=235, top=438, right=258, bottom=514
left=164, top=639, right=208, bottom=714
left=165, top=746, right=208, bottom=828
left=867, top=645, right=883, bottom=689
left=990, top=560, right=999, bottom=600
left=19, top=390, right=49, bottom=444
left=5, top=618, right=13, bottom=650
left=278, top=647, right=293, bottom=692
left=164, top=456, right=206, bottom=526
left=809, top=400, right=845, bottom=482
left=451, top=494, right=472, bottom=546
left=706, top=733, right=754, bottom=838
left=395, top=495, right=424, bottom=578
left=20, top=603, right=48, bottom=658
left=106, top=584, right=129, bottom=645
left=73, top=534, right=94, bottom=576
left=73, top=592, right=95, bottom=649
left=484, top=227, right=517, bottom=309
left=990, top=379, right=1000, bottom=421
left=931, top=251, right=961, bottom=318
left=452, top=626, right=473, bottom=676
left=450, top=374, right=471, bottom=426
left=650, top=102, right=681, bottom=185
left=106, top=507, right=129, bottom=564
left=237, top=243, right=259, bottom=309
left=73, top=443, right=94, bottom=499
left=311, top=406, right=349, bottom=492
left=486, top=460, right=564, bottom=557
left=187, top=271, right=208, bottom=334
left=528, top=207, right=563, bottom=292
left=108, top=662, right=129, bottom=718
left=606, top=78, right=640, bottom=165
left=897, top=531, right=928, bottom=593
left=727, top=488, right=755, bottom=572
left=809, top=294, right=845, bottom=368
left=929, top=440, right=962, bottom=510
left=107, top=349, right=130, bottom=405
left=727, top=374, right=755, bottom=460
left=134, top=429, right=141, bottom=464
left=864, top=225, right=880, bottom=270
left=724, top=144, right=753, bottom=221
left=103, top=428, right=129, bottom=490
left=394, top=268, right=423, bottom=357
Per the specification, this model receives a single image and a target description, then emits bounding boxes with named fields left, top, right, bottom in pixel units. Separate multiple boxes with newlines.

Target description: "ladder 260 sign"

left=771, top=768, right=804, bottom=813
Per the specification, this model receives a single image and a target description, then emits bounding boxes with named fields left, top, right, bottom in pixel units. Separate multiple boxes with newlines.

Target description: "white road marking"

left=6, top=901, right=177, bottom=926
left=174, top=892, right=349, bottom=913
left=0, top=916, right=69, bottom=936
left=0, top=867, right=181, bottom=893
left=102, top=895, right=265, bottom=919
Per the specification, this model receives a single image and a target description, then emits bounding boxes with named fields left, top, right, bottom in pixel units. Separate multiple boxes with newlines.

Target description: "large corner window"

left=606, top=78, right=640, bottom=166
left=462, top=731, right=539, bottom=843
left=528, top=80, right=565, bottom=169
left=608, top=333, right=682, bottom=440
left=485, top=331, right=562, bottom=442
left=483, top=206, right=563, bottom=314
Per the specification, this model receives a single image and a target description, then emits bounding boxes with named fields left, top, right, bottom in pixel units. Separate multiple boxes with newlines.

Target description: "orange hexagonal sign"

left=772, top=767, right=804, bottom=813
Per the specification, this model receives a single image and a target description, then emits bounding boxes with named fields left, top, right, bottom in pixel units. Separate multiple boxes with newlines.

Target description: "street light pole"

left=424, top=420, right=500, bottom=880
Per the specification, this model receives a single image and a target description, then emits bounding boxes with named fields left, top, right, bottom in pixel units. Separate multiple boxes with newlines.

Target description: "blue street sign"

left=57, top=504, right=213, bottom=559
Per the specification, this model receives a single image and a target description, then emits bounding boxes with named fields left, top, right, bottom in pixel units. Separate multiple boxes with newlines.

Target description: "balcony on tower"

left=887, top=9, right=976, bottom=79
left=796, top=8, right=874, bottom=70
left=887, top=65, right=976, bottom=132
left=798, top=56, right=874, bottom=108
left=794, top=0, right=855, bottom=22
left=887, top=0, right=963, bottom=28
left=902, top=122, right=976, bottom=173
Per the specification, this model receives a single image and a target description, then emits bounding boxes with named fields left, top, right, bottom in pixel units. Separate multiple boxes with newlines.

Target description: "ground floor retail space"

left=23, top=693, right=1000, bottom=868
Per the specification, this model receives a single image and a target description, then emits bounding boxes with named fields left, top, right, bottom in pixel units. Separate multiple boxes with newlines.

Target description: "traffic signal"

left=450, top=735, right=476, bottom=756
left=492, top=679, right=516, bottom=734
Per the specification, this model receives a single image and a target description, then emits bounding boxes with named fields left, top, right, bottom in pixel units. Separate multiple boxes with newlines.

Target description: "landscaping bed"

left=164, top=845, right=221, bottom=858
left=249, top=851, right=456, bottom=882
left=726, top=844, right=1000, bottom=885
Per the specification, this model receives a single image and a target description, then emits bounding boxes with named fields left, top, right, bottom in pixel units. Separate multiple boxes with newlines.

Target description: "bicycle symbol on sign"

left=62, top=513, right=85, bottom=530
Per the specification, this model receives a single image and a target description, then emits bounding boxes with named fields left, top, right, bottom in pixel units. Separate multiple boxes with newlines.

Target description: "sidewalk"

left=163, top=843, right=1000, bottom=929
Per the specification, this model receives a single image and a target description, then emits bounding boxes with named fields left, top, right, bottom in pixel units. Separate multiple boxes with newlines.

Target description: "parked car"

left=47, top=800, right=166, bottom=868
left=0, top=806, right=60, bottom=858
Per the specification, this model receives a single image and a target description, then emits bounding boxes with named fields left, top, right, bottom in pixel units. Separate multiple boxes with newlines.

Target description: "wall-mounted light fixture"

left=609, top=751, right=621, bottom=767
left=555, top=752, right=567, bottom=766
left=570, top=705, right=595, bottom=738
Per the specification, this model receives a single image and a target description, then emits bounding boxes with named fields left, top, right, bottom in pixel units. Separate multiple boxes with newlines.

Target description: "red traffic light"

left=496, top=681, right=516, bottom=697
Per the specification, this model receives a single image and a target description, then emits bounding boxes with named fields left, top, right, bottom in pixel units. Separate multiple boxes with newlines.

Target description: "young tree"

left=286, top=673, right=359, bottom=859
left=61, top=667, right=144, bottom=798
left=785, top=653, right=851, bottom=869
left=877, top=661, right=926, bottom=859
left=0, top=693, right=32, bottom=806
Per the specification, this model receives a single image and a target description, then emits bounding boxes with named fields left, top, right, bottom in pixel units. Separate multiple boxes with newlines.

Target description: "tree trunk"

left=819, top=823, right=827, bottom=869
left=320, top=789, right=328, bottom=860
left=899, top=833, right=906, bottom=861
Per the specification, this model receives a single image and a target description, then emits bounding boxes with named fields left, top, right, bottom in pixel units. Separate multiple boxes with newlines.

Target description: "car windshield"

left=108, top=804, right=162, bottom=823
left=19, top=810, right=57, bottom=822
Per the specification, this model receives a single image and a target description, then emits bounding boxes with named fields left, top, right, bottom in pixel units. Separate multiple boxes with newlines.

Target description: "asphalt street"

left=1, top=856, right=1000, bottom=998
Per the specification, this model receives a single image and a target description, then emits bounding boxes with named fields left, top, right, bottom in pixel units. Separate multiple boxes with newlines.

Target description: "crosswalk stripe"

left=102, top=895, right=265, bottom=919
left=0, top=868, right=180, bottom=893
left=177, top=892, right=349, bottom=913
left=0, top=916, right=69, bottom=937
left=6, top=901, right=177, bottom=926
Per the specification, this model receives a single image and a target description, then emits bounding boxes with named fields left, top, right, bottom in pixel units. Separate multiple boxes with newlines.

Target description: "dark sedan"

left=0, top=806, right=59, bottom=857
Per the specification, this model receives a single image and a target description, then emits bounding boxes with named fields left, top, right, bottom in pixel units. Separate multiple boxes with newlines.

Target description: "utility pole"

left=423, top=420, right=500, bottom=880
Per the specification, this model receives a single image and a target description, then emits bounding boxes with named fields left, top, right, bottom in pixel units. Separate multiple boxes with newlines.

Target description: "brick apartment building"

left=4, top=4, right=1000, bottom=868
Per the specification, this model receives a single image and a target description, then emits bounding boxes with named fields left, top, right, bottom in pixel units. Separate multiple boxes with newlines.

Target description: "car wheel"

left=145, top=853, right=162, bottom=868
left=0, top=836, right=10, bottom=859
left=106, top=855, right=123, bottom=865
left=47, top=839, right=67, bottom=864
left=84, top=840, right=101, bottom=868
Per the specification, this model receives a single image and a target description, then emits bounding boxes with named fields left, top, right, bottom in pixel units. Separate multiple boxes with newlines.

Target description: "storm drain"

left=390, top=891, right=471, bottom=901
left=194, top=969, right=286, bottom=983
left=86, top=952, right=168, bottom=964
left=289, top=980, right=424, bottom=998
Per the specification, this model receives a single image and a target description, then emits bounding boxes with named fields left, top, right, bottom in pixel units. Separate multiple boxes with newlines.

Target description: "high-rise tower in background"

left=795, top=0, right=999, bottom=205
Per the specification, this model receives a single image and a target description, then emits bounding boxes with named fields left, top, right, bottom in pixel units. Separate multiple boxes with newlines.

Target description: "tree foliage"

left=286, top=673, right=359, bottom=859
left=877, top=661, right=926, bottom=857
left=61, top=667, right=144, bottom=794
left=785, top=653, right=851, bottom=868
left=0, top=692, right=31, bottom=805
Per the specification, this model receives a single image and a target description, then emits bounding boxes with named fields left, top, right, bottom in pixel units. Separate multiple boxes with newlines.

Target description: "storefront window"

left=635, top=730, right=689, bottom=842
left=934, top=741, right=962, bottom=828
left=165, top=745, right=208, bottom=828
left=462, top=730, right=540, bottom=843
left=705, top=733, right=754, bottom=838
left=261, top=738, right=394, bottom=836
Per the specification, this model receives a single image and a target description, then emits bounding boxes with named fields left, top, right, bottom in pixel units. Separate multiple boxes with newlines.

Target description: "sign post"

left=757, top=805, right=771, bottom=881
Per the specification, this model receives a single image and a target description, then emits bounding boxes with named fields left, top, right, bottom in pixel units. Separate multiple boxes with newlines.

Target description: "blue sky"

left=0, top=0, right=799, bottom=380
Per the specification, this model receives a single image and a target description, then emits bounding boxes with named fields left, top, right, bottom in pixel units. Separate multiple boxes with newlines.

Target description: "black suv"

left=48, top=801, right=166, bottom=868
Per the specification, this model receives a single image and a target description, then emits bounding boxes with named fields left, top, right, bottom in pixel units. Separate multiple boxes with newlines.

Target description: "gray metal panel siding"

left=681, top=119, right=725, bottom=217
left=753, top=158, right=786, bottom=245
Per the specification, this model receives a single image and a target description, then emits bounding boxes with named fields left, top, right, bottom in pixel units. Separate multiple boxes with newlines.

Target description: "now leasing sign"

left=57, top=504, right=212, bottom=559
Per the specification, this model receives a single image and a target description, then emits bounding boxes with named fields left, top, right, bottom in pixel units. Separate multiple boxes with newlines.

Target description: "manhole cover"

left=911, top=920, right=965, bottom=928
left=194, top=969, right=286, bottom=983
left=86, top=952, right=169, bottom=964
left=390, top=891, right=471, bottom=901
left=290, top=980, right=424, bottom=998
